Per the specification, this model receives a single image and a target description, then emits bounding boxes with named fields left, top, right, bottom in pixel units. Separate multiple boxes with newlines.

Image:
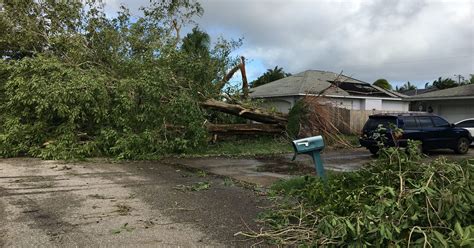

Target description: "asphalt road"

left=1, top=148, right=472, bottom=247
left=0, top=158, right=268, bottom=247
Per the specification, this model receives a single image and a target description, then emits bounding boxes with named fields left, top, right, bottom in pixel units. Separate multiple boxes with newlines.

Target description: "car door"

left=456, top=120, right=474, bottom=136
left=415, top=116, right=436, bottom=149
left=399, top=116, right=421, bottom=146
left=430, top=116, right=456, bottom=148
left=456, top=120, right=474, bottom=144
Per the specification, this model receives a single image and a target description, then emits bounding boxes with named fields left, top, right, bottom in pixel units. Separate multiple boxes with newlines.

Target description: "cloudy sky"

left=105, top=0, right=474, bottom=89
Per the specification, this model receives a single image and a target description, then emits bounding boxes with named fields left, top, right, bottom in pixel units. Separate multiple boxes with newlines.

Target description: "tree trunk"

left=240, top=56, right=249, bottom=98
left=200, top=99, right=288, bottom=125
left=216, top=64, right=242, bottom=91
left=207, top=123, right=284, bottom=135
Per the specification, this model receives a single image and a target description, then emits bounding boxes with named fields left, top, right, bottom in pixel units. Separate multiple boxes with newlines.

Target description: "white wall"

left=258, top=96, right=295, bottom=113
left=364, top=99, right=382, bottom=110
left=382, top=100, right=409, bottom=111
left=258, top=96, right=409, bottom=113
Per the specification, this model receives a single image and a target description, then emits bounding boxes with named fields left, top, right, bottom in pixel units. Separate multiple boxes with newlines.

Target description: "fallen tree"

left=200, top=99, right=288, bottom=125
left=206, top=123, right=284, bottom=135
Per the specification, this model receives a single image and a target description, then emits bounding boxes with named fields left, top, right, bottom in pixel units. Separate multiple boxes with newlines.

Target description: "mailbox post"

left=291, top=136, right=326, bottom=180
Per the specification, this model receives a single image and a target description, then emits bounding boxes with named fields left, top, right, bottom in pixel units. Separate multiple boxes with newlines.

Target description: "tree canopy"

left=372, top=79, right=392, bottom=90
left=181, top=26, right=211, bottom=58
left=432, top=77, right=457, bottom=89
left=251, top=66, right=291, bottom=88
left=430, top=76, right=473, bottom=90
left=396, top=81, right=417, bottom=92
left=0, top=0, right=240, bottom=159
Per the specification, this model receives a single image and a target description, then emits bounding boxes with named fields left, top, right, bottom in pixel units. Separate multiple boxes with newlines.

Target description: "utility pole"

left=454, top=74, right=464, bottom=84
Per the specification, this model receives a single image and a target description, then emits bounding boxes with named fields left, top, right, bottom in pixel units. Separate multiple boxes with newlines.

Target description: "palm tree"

left=396, top=81, right=417, bottom=92
left=181, top=26, right=211, bottom=58
left=251, top=66, right=291, bottom=88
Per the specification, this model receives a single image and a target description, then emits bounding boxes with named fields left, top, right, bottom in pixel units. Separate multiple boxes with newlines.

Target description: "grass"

left=180, top=134, right=360, bottom=158
left=185, top=136, right=293, bottom=157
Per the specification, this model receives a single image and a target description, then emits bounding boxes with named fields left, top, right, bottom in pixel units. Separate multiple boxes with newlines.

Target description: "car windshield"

left=364, top=117, right=397, bottom=130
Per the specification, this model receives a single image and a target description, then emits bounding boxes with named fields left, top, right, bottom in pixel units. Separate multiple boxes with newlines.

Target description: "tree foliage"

left=251, top=66, right=291, bottom=88
left=432, top=77, right=457, bottom=90
left=372, top=79, right=392, bottom=90
left=396, top=81, right=417, bottom=92
left=245, top=144, right=474, bottom=246
left=181, top=26, right=211, bottom=58
left=431, top=76, right=473, bottom=90
left=0, top=0, right=239, bottom=159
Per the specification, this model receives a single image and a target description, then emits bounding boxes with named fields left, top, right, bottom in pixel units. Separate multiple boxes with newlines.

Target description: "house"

left=401, top=88, right=438, bottom=96
left=409, top=84, right=474, bottom=123
left=249, top=70, right=409, bottom=114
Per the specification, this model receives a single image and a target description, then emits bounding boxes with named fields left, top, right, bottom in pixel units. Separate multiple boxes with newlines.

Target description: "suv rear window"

left=364, top=117, right=397, bottom=130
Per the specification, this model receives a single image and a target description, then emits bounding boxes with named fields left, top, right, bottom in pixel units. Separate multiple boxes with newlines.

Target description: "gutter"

left=323, top=94, right=405, bottom=101
left=408, top=96, right=474, bottom=101
left=250, top=94, right=405, bottom=101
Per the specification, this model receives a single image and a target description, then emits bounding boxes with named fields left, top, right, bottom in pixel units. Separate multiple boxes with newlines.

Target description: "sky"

left=104, top=0, right=474, bottom=89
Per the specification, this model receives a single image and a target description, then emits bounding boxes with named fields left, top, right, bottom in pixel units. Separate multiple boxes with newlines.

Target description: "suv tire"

left=369, top=147, right=379, bottom=155
left=454, top=137, right=469, bottom=154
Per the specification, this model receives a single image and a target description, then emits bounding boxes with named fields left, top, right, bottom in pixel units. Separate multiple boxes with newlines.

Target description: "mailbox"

left=292, top=135, right=326, bottom=180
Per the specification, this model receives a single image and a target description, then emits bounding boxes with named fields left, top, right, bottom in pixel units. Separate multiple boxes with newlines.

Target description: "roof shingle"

left=409, top=84, right=474, bottom=100
left=249, top=70, right=402, bottom=99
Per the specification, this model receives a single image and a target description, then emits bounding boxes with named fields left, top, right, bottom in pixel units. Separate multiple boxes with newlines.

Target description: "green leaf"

left=455, top=222, right=464, bottom=238
left=433, top=230, right=448, bottom=247
left=345, top=219, right=355, bottom=234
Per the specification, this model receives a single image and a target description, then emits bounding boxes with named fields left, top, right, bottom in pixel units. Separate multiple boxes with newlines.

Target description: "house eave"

left=408, top=96, right=474, bottom=101
left=250, top=93, right=405, bottom=101
left=323, top=94, right=404, bottom=101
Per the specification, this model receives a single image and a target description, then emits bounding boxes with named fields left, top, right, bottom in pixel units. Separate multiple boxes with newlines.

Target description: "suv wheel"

left=454, top=137, right=469, bottom=154
left=369, top=147, right=379, bottom=155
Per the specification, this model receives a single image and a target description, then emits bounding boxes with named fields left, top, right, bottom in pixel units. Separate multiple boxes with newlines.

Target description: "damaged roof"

left=249, top=70, right=403, bottom=99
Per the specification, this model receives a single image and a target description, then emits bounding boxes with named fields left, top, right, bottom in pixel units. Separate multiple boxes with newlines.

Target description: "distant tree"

left=433, top=77, right=457, bottom=89
left=462, top=74, right=474, bottom=85
left=396, top=81, right=417, bottom=92
left=372, top=79, right=392, bottom=90
left=181, top=26, right=211, bottom=58
left=251, top=66, right=291, bottom=88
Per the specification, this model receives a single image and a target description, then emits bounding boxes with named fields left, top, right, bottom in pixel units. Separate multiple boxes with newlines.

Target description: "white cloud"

left=104, top=0, right=474, bottom=86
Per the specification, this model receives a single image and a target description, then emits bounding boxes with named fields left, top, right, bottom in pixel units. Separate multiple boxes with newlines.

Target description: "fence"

left=329, top=107, right=408, bottom=134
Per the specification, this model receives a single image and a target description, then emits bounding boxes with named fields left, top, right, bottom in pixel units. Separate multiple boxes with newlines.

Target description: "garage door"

left=438, top=102, right=474, bottom=123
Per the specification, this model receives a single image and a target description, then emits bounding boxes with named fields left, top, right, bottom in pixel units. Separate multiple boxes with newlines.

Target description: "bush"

left=240, top=142, right=474, bottom=246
